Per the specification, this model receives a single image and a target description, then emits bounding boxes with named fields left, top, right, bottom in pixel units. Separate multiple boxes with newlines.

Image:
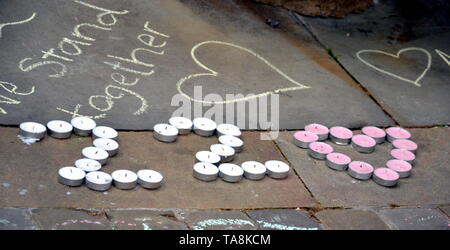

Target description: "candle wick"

left=95, top=150, right=98, bottom=155
left=165, top=126, right=167, bottom=130
left=125, top=173, right=127, bottom=178
left=59, top=123, right=62, bottom=127
left=70, top=168, right=72, bottom=174
left=103, top=130, right=105, bottom=134
left=107, top=142, right=109, bottom=146
left=97, top=175, right=99, bottom=179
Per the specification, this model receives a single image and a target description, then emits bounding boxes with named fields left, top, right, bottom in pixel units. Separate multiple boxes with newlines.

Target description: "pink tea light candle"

left=304, top=123, right=329, bottom=141
left=347, top=161, right=374, bottom=180
left=351, top=134, right=377, bottom=153
left=293, top=131, right=319, bottom=149
left=386, top=159, right=412, bottom=178
left=390, top=149, right=415, bottom=164
left=373, top=168, right=399, bottom=187
left=326, top=152, right=351, bottom=171
left=392, top=139, right=418, bottom=153
left=329, top=126, right=353, bottom=145
left=308, top=142, right=334, bottom=160
left=362, top=126, right=386, bottom=144
left=385, top=127, right=411, bottom=142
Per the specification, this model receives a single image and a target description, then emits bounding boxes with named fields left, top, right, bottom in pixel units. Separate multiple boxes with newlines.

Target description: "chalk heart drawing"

left=176, top=41, right=311, bottom=104
left=356, top=47, right=432, bottom=87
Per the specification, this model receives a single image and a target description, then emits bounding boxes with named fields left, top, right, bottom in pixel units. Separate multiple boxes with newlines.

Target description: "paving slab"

left=0, top=0, right=392, bottom=130
left=300, top=0, right=450, bottom=126
left=377, top=208, right=450, bottom=230
left=315, top=209, right=389, bottom=230
left=246, top=209, right=321, bottom=230
left=0, top=208, right=38, bottom=230
left=0, top=127, right=316, bottom=209
left=31, top=208, right=112, bottom=230
left=180, top=210, right=258, bottom=230
left=275, top=127, right=450, bottom=207
left=106, top=209, right=188, bottom=230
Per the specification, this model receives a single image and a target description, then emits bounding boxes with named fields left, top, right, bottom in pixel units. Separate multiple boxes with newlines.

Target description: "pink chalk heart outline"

left=356, top=47, right=432, bottom=87
left=176, top=41, right=311, bottom=104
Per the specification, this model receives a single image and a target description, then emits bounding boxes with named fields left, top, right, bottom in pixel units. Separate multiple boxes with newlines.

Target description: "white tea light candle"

left=92, top=126, right=118, bottom=140
left=193, top=162, right=219, bottom=182
left=153, top=123, right=178, bottom=142
left=210, top=144, right=235, bottom=163
left=112, top=170, right=138, bottom=190
left=75, top=158, right=102, bottom=172
left=85, top=171, right=112, bottom=191
left=137, top=169, right=163, bottom=189
left=169, top=116, right=193, bottom=135
left=71, top=117, right=96, bottom=136
left=81, top=147, right=109, bottom=165
left=216, top=124, right=242, bottom=137
left=242, top=161, right=266, bottom=180
left=219, top=163, right=244, bottom=183
left=265, top=160, right=290, bottom=179
left=218, top=135, right=244, bottom=153
left=193, top=117, right=217, bottom=137
left=19, top=122, right=46, bottom=139
left=93, top=138, right=119, bottom=157
left=195, top=151, right=221, bottom=165
left=47, top=120, right=73, bottom=139
left=58, top=166, right=85, bottom=187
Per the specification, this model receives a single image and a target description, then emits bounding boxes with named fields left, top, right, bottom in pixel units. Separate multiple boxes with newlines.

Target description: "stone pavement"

left=0, top=0, right=449, bottom=230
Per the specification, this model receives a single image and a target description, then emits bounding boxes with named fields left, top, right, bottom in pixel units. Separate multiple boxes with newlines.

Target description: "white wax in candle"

left=193, top=117, right=217, bottom=131
left=137, top=169, right=163, bottom=184
left=195, top=151, right=221, bottom=164
left=112, top=170, right=137, bottom=183
left=82, top=147, right=109, bottom=161
left=92, top=126, right=118, bottom=140
left=218, top=135, right=244, bottom=148
left=59, top=166, right=85, bottom=181
left=219, top=163, right=244, bottom=177
left=217, top=124, right=241, bottom=137
left=71, top=117, right=96, bottom=130
left=154, top=123, right=178, bottom=136
left=210, top=144, right=235, bottom=158
left=93, top=138, right=119, bottom=152
left=193, top=162, right=219, bottom=176
left=47, top=120, right=73, bottom=133
left=86, top=171, right=112, bottom=185
left=242, top=161, right=266, bottom=175
left=265, top=160, right=290, bottom=174
left=20, top=122, right=46, bottom=134
left=169, top=117, right=193, bottom=130
left=75, top=158, right=102, bottom=172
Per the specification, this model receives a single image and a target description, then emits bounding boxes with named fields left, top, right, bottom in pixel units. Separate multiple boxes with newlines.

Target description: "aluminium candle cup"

left=92, top=126, right=118, bottom=141
left=329, top=126, right=353, bottom=145
left=192, top=117, right=217, bottom=137
left=19, top=122, right=47, bottom=139
left=85, top=171, right=112, bottom=191
left=390, top=149, right=415, bottom=165
left=361, top=126, right=386, bottom=144
left=195, top=151, right=221, bottom=166
left=385, top=127, right=411, bottom=143
left=169, top=117, right=193, bottom=135
left=391, top=139, right=418, bottom=154
left=325, top=153, right=351, bottom=171
left=210, top=144, right=235, bottom=163
left=347, top=161, right=374, bottom=180
left=304, top=123, right=329, bottom=141
left=58, top=166, right=86, bottom=187
left=386, top=159, right=412, bottom=178
left=137, top=169, right=163, bottom=189
left=75, top=158, right=102, bottom=173
left=308, top=142, right=334, bottom=160
left=216, top=124, right=242, bottom=138
left=218, top=163, right=244, bottom=183
left=47, top=120, right=73, bottom=139
left=193, top=162, right=219, bottom=182
left=372, top=168, right=399, bottom=187
left=71, top=117, right=96, bottom=136
left=218, top=135, right=244, bottom=153
left=111, top=170, right=138, bottom=190
left=293, top=131, right=319, bottom=149
left=81, top=147, right=109, bottom=166
left=265, top=160, right=290, bottom=179
left=92, top=138, right=119, bottom=157
left=351, top=134, right=376, bottom=154
left=153, top=123, right=178, bottom=143
left=241, top=161, right=266, bottom=180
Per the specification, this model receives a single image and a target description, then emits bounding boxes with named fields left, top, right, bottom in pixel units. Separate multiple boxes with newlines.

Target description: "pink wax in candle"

left=330, top=126, right=353, bottom=139
left=294, top=131, right=319, bottom=143
left=362, top=126, right=386, bottom=139
left=390, top=149, right=415, bottom=162
left=348, top=161, right=374, bottom=174
left=386, top=127, right=411, bottom=140
left=305, top=123, right=329, bottom=135
left=309, top=142, right=334, bottom=154
left=326, top=153, right=351, bottom=165
left=386, top=159, right=412, bottom=173
left=374, top=168, right=399, bottom=181
left=392, top=139, right=418, bottom=152
left=352, top=134, right=376, bottom=147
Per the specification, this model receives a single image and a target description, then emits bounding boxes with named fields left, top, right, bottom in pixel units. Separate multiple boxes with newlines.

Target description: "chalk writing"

left=435, top=49, right=450, bottom=66
left=356, top=47, right=432, bottom=87
left=0, top=81, right=35, bottom=115
left=192, top=218, right=255, bottom=230
left=0, top=12, right=36, bottom=38
left=256, top=220, right=319, bottom=230
left=176, top=41, right=311, bottom=104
